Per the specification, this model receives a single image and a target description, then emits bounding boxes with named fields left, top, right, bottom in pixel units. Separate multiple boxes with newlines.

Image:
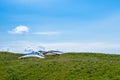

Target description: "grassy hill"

left=0, top=52, right=120, bottom=80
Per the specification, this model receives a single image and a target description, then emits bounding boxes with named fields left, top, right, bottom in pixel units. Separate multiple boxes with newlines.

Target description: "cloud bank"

left=1, top=41, right=120, bottom=54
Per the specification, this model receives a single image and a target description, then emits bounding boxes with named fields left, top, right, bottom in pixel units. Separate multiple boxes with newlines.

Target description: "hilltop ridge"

left=0, top=52, right=120, bottom=80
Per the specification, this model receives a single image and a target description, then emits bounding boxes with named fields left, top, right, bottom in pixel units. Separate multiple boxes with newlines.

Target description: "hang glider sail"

left=18, top=50, right=45, bottom=59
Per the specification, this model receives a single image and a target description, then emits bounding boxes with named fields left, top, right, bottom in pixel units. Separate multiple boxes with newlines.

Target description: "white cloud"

left=8, top=25, right=29, bottom=34
left=33, top=31, right=60, bottom=36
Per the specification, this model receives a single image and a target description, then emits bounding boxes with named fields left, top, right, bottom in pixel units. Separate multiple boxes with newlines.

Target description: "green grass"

left=0, top=52, right=120, bottom=80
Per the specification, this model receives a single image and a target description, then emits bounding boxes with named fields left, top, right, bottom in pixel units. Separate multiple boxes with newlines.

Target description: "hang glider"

left=18, top=50, right=45, bottom=59
left=44, top=50, right=63, bottom=56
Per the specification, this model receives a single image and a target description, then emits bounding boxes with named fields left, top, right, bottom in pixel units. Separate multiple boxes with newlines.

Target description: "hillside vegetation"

left=0, top=52, right=120, bottom=80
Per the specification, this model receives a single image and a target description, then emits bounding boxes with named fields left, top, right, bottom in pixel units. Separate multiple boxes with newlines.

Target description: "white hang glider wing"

left=18, top=50, right=45, bottom=59
left=18, top=54, right=45, bottom=59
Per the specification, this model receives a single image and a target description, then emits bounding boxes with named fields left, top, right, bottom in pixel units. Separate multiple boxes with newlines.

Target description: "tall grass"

left=0, top=52, right=120, bottom=80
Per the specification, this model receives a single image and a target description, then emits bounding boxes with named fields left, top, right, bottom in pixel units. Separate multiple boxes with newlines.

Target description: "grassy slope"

left=0, top=52, right=120, bottom=80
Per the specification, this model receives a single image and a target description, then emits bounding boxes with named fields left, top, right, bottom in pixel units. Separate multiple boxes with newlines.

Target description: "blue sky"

left=0, top=0, right=120, bottom=53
